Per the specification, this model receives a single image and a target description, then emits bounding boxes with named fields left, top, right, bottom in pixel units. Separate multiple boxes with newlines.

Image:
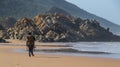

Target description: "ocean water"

left=72, top=42, right=120, bottom=54
left=15, top=42, right=120, bottom=59
left=70, top=42, right=120, bottom=59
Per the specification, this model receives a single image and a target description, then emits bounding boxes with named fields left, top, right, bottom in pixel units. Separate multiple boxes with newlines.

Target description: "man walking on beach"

left=26, top=32, right=35, bottom=57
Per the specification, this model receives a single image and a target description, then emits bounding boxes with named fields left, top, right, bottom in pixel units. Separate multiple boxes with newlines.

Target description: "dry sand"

left=0, top=40, right=120, bottom=67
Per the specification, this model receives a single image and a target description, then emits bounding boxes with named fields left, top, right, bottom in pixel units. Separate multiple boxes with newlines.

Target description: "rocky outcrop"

left=7, top=18, right=40, bottom=40
left=6, top=14, right=120, bottom=42
left=0, top=0, right=120, bottom=34
left=0, top=1, right=119, bottom=42
left=0, top=24, right=8, bottom=39
left=0, top=24, right=6, bottom=42
left=79, top=19, right=116, bottom=41
left=0, top=17, right=16, bottom=39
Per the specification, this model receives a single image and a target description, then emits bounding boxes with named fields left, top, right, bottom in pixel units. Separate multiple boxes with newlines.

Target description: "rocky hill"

left=0, top=0, right=120, bottom=34
left=6, top=14, right=120, bottom=42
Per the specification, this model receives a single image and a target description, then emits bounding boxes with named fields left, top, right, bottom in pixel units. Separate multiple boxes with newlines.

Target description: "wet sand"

left=0, top=40, right=120, bottom=67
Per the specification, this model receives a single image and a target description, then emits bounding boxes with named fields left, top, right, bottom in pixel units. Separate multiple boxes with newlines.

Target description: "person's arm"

left=26, top=36, right=29, bottom=47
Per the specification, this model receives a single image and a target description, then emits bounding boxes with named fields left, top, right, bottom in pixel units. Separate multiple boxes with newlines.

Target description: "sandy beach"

left=0, top=40, right=120, bottom=67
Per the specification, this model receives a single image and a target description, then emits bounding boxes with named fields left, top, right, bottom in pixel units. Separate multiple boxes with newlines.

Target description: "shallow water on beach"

left=71, top=42, right=120, bottom=59
left=15, top=42, right=120, bottom=59
left=72, top=42, right=120, bottom=54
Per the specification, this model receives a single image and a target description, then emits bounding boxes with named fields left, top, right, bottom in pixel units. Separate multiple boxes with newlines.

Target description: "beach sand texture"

left=0, top=40, right=120, bottom=67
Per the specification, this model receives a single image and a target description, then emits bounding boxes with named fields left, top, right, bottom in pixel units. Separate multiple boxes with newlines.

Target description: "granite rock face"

left=7, top=18, right=40, bottom=40
left=6, top=14, right=120, bottom=42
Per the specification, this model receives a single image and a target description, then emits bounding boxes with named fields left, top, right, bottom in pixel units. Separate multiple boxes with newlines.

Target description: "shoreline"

left=0, top=40, right=120, bottom=67
left=1, top=44, right=120, bottom=67
left=14, top=48, right=120, bottom=60
left=2, top=40, right=120, bottom=59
